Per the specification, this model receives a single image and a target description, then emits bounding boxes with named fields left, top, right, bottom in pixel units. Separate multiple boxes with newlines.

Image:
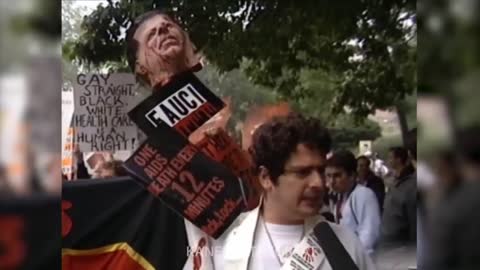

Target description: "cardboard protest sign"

left=62, top=128, right=75, bottom=177
left=123, top=128, right=245, bottom=239
left=188, top=97, right=232, bottom=144
left=62, top=85, right=75, bottom=151
left=128, top=71, right=225, bottom=139
left=72, top=73, right=139, bottom=152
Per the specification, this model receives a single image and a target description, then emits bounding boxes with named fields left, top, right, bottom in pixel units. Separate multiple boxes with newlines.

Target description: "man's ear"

left=258, top=166, right=274, bottom=191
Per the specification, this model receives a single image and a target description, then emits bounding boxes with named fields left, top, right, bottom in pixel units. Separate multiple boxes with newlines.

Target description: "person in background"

left=382, top=147, right=416, bottom=244
left=357, top=155, right=386, bottom=213
left=326, top=150, right=381, bottom=255
left=427, top=126, right=480, bottom=270
left=73, top=144, right=90, bottom=179
left=93, top=160, right=128, bottom=179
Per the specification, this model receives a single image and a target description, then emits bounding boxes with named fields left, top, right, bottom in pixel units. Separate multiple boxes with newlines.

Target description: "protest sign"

left=73, top=73, right=139, bottom=152
left=188, top=97, right=232, bottom=144
left=359, top=140, right=372, bottom=155
left=62, top=86, right=75, bottom=176
left=128, top=71, right=225, bottom=139
left=123, top=128, right=245, bottom=239
left=195, top=129, right=260, bottom=210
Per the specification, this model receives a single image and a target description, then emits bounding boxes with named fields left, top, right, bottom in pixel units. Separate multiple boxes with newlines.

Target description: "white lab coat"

left=184, top=206, right=377, bottom=270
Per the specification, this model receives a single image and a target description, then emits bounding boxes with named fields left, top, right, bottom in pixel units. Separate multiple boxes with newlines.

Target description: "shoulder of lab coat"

left=183, top=211, right=250, bottom=270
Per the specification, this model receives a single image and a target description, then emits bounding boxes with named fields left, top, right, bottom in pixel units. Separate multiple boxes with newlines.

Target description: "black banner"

left=62, top=177, right=187, bottom=270
left=0, top=195, right=60, bottom=270
left=128, top=71, right=225, bottom=138
left=123, top=128, right=245, bottom=239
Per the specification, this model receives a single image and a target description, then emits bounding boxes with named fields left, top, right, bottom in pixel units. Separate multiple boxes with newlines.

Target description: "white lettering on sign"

left=145, top=84, right=207, bottom=127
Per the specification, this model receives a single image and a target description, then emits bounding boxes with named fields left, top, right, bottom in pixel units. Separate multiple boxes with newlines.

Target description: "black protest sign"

left=128, top=71, right=225, bottom=138
left=123, top=127, right=245, bottom=239
left=73, top=73, right=139, bottom=152
left=195, top=129, right=261, bottom=211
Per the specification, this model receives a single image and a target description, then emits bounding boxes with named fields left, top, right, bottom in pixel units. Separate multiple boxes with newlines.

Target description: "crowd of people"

left=319, top=141, right=417, bottom=258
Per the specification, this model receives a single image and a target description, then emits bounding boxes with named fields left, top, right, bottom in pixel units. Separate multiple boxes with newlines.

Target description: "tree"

left=195, top=63, right=279, bottom=139
left=197, top=64, right=382, bottom=148
left=65, top=0, right=409, bottom=140
left=62, top=0, right=87, bottom=44
left=64, top=0, right=398, bottom=146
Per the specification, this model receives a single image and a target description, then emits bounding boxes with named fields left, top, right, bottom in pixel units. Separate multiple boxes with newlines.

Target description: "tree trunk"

left=396, top=104, right=409, bottom=146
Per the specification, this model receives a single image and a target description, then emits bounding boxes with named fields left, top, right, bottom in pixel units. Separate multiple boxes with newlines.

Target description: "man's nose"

left=310, top=171, right=325, bottom=189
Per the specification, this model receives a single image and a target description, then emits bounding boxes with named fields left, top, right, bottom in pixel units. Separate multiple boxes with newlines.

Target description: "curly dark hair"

left=249, top=113, right=331, bottom=184
left=326, top=150, right=357, bottom=176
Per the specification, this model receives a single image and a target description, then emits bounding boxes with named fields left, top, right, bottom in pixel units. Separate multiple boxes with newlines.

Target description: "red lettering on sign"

left=0, top=216, right=26, bottom=269
left=201, top=198, right=242, bottom=236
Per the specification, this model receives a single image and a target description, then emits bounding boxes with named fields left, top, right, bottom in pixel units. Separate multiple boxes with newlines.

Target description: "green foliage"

left=66, top=0, right=416, bottom=120
left=62, top=0, right=392, bottom=148
left=330, top=115, right=382, bottom=150
left=196, top=64, right=279, bottom=138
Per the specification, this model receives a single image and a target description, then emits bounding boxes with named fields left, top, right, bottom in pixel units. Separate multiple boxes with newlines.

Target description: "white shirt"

left=184, top=207, right=377, bottom=270
left=335, top=185, right=381, bottom=255
left=249, top=221, right=304, bottom=270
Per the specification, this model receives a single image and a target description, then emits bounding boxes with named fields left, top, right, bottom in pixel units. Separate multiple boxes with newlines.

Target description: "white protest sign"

left=73, top=73, right=139, bottom=152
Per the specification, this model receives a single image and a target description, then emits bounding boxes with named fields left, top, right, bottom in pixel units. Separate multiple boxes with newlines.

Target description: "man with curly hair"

left=212, top=113, right=376, bottom=270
